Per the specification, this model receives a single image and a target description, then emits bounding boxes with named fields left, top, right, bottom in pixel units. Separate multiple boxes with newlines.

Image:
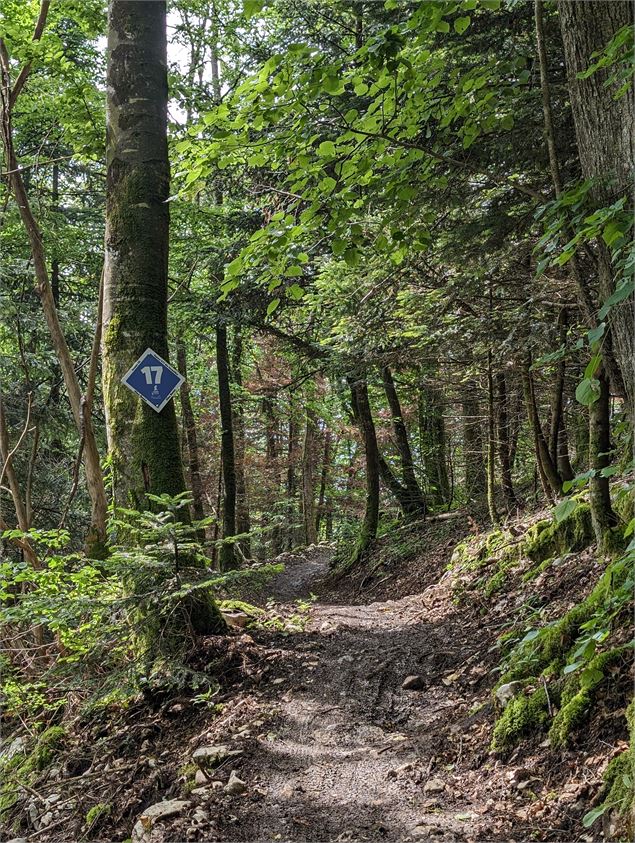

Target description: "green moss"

left=491, top=685, right=552, bottom=750
left=501, top=560, right=628, bottom=684
left=0, top=726, right=66, bottom=820
left=525, top=504, right=593, bottom=563
left=550, top=648, right=629, bottom=748
left=522, top=556, right=554, bottom=583
left=86, top=802, right=111, bottom=828
left=219, top=599, right=265, bottom=619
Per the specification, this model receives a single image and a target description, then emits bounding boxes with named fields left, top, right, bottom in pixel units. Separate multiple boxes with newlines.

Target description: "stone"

left=132, top=799, right=190, bottom=843
left=222, top=612, right=250, bottom=629
left=192, top=745, right=242, bottom=769
left=402, top=675, right=425, bottom=691
left=39, top=812, right=54, bottom=828
left=224, top=770, right=247, bottom=795
left=195, top=769, right=209, bottom=785
left=423, top=778, right=446, bottom=794
left=495, top=681, right=524, bottom=708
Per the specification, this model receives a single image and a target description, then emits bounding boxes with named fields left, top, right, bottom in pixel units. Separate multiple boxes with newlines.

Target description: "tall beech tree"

left=103, top=0, right=224, bottom=634
left=103, top=0, right=187, bottom=508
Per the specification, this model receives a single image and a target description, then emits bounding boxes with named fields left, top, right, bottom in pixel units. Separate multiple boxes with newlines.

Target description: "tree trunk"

left=462, top=392, right=487, bottom=504
left=348, top=373, right=380, bottom=564
left=589, top=369, right=617, bottom=548
left=495, top=372, right=518, bottom=510
left=231, top=328, right=250, bottom=557
left=301, top=407, right=317, bottom=545
left=176, top=339, right=206, bottom=531
left=381, top=367, right=426, bottom=518
left=521, top=360, right=562, bottom=496
left=216, top=325, right=237, bottom=570
left=558, top=0, right=635, bottom=415
left=315, top=429, right=332, bottom=539
left=103, top=1, right=186, bottom=510
left=487, top=353, right=499, bottom=525
left=286, top=411, right=298, bottom=550
left=418, top=381, right=450, bottom=506
left=104, top=0, right=223, bottom=634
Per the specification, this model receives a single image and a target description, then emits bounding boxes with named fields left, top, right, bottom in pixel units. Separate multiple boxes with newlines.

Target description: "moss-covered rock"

left=0, top=726, right=66, bottom=820
left=525, top=504, right=593, bottom=563
left=491, top=685, right=553, bottom=750
left=549, top=648, right=627, bottom=748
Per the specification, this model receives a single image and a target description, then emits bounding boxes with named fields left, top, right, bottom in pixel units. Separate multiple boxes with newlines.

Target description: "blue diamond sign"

left=122, top=348, right=185, bottom=413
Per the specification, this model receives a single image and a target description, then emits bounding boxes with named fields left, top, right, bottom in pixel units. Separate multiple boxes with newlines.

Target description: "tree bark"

left=301, top=407, right=317, bottom=545
left=103, top=0, right=186, bottom=510
left=231, top=328, right=250, bottom=556
left=216, top=325, right=237, bottom=570
left=315, top=428, right=332, bottom=539
left=521, top=359, right=562, bottom=496
left=558, top=0, right=635, bottom=415
left=285, top=411, right=298, bottom=550
left=418, top=381, right=450, bottom=506
left=176, top=339, right=206, bottom=530
left=104, top=0, right=224, bottom=634
left=381, top=367, right=426, bottom=518
left=495, top=372, right=518, bottom=510
left=462, top=391, right=487, bottom=504
left=487, top=353, right=499, bottom=525
left=348, top=373, right=380, bottom=563
left=589, top=369, right=617, bottom=548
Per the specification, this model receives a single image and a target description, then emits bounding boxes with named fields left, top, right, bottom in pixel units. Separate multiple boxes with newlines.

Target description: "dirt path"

left=202, top=548, right=493, bottom=842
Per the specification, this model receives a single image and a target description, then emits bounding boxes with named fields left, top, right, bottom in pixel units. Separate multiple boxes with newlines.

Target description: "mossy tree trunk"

left=589, top=369, right=617, bottom=549
left=285, top=409, right=299, bottom=550
left=558, top=0, right=635, bottom=416
left=104, top=0, right=224, bottom=635
left=104, top=0, right=186, bottom=509
left=348, top=372, right=380, bottom=563
left=216, top=325, right=237, bottom=570
left=486, top=353, right=499, bottom=525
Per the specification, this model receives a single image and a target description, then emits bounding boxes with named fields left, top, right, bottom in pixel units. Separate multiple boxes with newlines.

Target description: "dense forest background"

left=0, top=0, right=633, bottom=841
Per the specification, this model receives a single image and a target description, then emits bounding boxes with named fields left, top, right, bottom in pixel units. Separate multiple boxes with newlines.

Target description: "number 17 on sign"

left=122, top=348, right=184, bottom=413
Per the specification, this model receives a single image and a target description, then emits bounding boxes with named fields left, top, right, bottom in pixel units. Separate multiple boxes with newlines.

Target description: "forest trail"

left=193, top=545, right=498, bottom=843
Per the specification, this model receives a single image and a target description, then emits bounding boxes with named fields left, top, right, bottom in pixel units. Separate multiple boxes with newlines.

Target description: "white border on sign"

left=121, top=347, right=185, bottom=414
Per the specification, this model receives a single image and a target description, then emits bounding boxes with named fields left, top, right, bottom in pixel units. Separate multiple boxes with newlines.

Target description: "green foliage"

left=85, top=802, right=112, bottom=830
left=491, top=685, right=551, bottom=750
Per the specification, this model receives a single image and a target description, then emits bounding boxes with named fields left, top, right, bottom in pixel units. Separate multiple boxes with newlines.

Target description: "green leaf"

left=576, top=377, right=601, bottom=406
left=436, top=20, right=450, bottom=33
left=481, top=0, right=501, bottom=8
left=323, top=75, right=345, bottom=95
left=454, top=16, right=471, bottom=34
left=598, top=279, right=635, bottom=320
left=284, top=265, right=302, bottom=277
left=287, top=283, right=304, bottom=300
left=344, top=248, right=360, bottom=267
left=582, top=805, right=608, bottom=828
left=554, top=498, right=579, bottom=524
left=587, top=322, right=605, bottom=346
left=317, top=140, right=336, bottom=157
left=584, top=354, right=602, bottom=379
left=243, top=0, right=263, bottom=19
left=319, top=176, right=337, bottom=194
left=266, top=298, right=280, bottom=316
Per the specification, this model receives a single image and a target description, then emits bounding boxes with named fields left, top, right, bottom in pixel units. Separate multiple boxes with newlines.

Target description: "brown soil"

left=3, top=519, right=631, bottom=843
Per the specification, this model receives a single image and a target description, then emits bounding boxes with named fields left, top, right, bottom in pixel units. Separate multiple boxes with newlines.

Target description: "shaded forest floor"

left=2, top=516, right=631, bottom=843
